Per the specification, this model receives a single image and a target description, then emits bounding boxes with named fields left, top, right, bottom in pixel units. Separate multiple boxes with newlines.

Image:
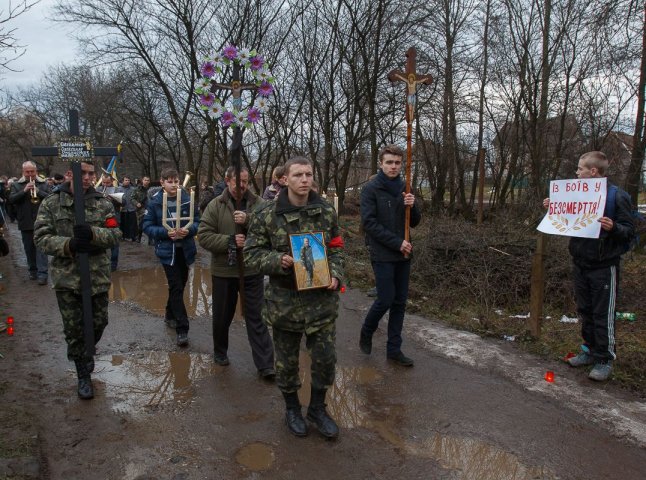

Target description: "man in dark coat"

left=9, top=161, right=49, bottom=284
left=359, top=144, right=421, bottom=367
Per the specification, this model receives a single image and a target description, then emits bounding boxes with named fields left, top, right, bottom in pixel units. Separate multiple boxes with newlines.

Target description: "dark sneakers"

left=258, top=368, right=276, bottom=381
left=387, top=351, right=414, bottom=367
left=77, top=377, right=94, bottom=400
left=359, top=330, right=372, bottom=355
left=306, top=406, right=339, bottom=439
left=213, top=354, right=230, bottom=366
left=176, top=333, right=189, bottom=347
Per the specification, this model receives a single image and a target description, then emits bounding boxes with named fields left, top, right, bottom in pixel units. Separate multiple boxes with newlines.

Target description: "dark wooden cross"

left=387, top=48, right=433, bottom=249
left=32, top=109, right=122, bottom=358
left=210, top=61, right=260, bottom=314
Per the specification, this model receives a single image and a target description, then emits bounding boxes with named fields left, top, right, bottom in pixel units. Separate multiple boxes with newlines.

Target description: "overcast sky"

left=2, top=0, right=78, bottom=90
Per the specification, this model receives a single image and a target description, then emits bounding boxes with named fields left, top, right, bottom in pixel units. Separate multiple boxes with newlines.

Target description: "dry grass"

left=341, top=213, right=646, bottom=397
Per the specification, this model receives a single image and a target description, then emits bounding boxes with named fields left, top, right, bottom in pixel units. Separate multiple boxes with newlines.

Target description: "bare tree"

left=0, top=0, right=40, bottom=76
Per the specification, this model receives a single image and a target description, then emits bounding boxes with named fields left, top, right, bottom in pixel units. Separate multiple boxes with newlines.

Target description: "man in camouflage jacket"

left=34, top=161, right=121, bottom=400
left=244, top=157, right=345, bottom=439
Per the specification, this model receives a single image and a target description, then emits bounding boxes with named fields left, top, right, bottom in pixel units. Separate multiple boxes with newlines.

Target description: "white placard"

left=537, top=178, right=607, bottom=239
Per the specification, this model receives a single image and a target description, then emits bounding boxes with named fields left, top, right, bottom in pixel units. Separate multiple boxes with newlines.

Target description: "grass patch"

left=343, top=212, right=646, bottom=397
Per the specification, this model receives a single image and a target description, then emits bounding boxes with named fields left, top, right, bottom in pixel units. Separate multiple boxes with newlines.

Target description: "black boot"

left=283, top=391, right=307, bottom=437
left=74, top=360, right=94, bottom=400
left=86, top=357, right=95, bottom=374
left=359, top=328, right=372, bottom=355
left=307, top=388, right=339, bottom=439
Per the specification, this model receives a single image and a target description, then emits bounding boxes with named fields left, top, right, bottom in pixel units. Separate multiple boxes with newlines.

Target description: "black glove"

left=69, top=237, right=92, bottom=254
left=68, top=237, right=83, bottom=254
left=73, top=224, right=93, bottom=242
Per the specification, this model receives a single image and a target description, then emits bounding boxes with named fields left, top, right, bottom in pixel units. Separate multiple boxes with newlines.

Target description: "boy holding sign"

left=543, top=151, right=634, bottom=381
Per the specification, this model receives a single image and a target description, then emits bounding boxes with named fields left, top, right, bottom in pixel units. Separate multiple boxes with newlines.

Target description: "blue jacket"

left=360, top=172, right=421, bottom=262
left=142, top=189, right=199, bottom=266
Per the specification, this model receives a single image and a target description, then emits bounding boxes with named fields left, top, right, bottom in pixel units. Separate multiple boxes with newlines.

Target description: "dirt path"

left=1, top=224, right=645, bottom=480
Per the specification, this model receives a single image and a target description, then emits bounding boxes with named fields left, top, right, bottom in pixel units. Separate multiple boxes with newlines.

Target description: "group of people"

left=10, top=146, right=632, bottom=439
left=22, top=145, right=421, bottom=440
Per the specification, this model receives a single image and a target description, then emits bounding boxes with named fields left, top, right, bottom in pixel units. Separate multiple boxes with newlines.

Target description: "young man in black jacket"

left=359, top=144, right=421, bottom=366
left=544, top=151, right=634, bottom=381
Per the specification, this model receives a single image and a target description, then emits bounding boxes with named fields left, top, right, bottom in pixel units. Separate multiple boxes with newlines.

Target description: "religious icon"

left=289, top=232, right=331, bottom=291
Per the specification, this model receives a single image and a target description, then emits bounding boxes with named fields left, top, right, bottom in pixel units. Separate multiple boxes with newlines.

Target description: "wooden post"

left=477, top=148, right=486, bottom=225
left=528, top=233, right=547, bottom=338
left=387, top=48, right=433, bottom=253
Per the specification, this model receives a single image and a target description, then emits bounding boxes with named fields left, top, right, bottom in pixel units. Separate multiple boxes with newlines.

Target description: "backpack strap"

left=605, top=184, right=618, bottom=220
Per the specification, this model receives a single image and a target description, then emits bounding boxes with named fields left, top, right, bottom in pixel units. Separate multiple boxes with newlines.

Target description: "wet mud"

left=1, top=234, right=645, bottom=479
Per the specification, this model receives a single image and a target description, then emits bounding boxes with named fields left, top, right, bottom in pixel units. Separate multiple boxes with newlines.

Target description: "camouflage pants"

left=272, top=322, right=336, bottom=393
left=55, top=290, right=109, bottom=361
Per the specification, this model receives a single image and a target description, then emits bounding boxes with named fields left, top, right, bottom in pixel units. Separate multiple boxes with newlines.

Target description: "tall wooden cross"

left=388, top=48, right=433, bottom=247
left=210, top=61, right=259, bottom=314
left=32, top=109, right=122, bottom=358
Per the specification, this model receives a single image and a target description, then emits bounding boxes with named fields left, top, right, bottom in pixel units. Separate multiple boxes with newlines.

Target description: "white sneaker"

left=589, top=362, right=613, bottom=381
left=568, top=352, right=594, bottom=367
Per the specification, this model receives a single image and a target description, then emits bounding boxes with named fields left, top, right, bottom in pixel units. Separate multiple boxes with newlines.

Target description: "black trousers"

left=162, top=248, right=189, bottom=334
left=120, top=211, right=138, bottom=241
left=573, top=263, right=618, bottom=362
left=362, top=260, right=411, bottom=355
left=212, top=274, right=274, bottom=370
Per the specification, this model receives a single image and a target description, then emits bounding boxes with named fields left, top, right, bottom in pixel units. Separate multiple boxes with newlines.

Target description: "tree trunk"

left=626, top=3, right=646, bottom=204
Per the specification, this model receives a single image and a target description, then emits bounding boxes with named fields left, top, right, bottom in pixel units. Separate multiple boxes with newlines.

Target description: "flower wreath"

left=194, top=45, right=275, bottom=128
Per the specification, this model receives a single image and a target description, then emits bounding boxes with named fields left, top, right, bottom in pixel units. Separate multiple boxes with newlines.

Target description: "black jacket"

left=568, top=183, right=634, bottom=269
left=8, top=177, right=48, bottom=231
left=360, top=173, right=421, bottom=262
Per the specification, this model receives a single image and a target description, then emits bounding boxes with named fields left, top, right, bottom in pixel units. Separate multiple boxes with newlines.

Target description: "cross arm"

left=31, top=146, right=121, bottom=157
left=387, top=69, right=407, bottom=84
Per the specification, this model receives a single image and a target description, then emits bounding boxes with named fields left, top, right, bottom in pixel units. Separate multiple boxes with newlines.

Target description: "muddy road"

left=1, top=225, right=645, bottom=479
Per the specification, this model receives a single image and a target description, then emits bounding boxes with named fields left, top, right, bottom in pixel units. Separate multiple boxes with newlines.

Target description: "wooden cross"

left=387, top=48, right=433, bottom=251
left=388, top=47, right=433, bottom=124
left=32, top=109, right=122, bottom=358
left=209, top=61, right=259, bottom=315
left=210, top=79, right=257, bottom=111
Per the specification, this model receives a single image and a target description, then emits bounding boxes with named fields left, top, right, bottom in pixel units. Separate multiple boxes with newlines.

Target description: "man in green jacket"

left=197, top=166, right=275, bottom=378
left=245, top=157, right=345, bottom=439
left=34, top=160, right=121, bottom=399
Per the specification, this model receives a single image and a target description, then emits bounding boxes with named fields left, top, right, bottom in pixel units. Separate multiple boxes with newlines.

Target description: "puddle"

left=106, top=274, right=553, bottom=478
left=235, top=442, right=274, bottom=471
left=94, top=351, right=217, bottom=415
left=109, top=266, right=241, bottom=319
left=408, top=434, right=554, bottom=479
left=296, top=352, right=383, bottom=429
left=297, top=351, right=552, bottom=479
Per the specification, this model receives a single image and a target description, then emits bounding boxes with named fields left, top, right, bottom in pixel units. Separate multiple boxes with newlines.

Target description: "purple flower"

left=199, top=92, right=215, bottom=107
left=223, top=45, right=238, bottom=60
left=249, top=56, right=264, bottom=71
left=200, top=61, right=216, bottom=78
left=258, top=81, right=274, bottom=97
left=221, top=111, right=235, bottom=127
left=247, top=107, right=261, bottom=124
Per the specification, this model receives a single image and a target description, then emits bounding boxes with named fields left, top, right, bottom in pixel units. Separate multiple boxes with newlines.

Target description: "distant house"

left=492, top=115, right=585, bottom=182
left=602, top=131, right=634, bottom=188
